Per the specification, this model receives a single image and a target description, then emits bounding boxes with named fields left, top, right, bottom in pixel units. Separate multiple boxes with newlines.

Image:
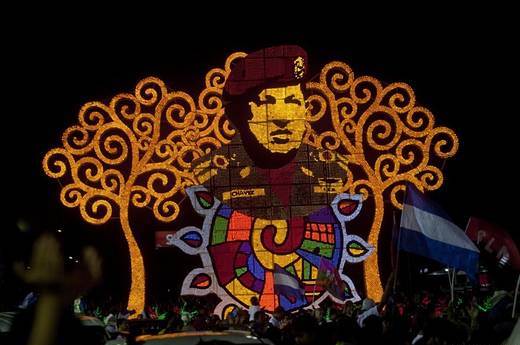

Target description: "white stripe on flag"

left=274, top=272, right=301, bottom=290
left=402, top=204, right=478, bottom=252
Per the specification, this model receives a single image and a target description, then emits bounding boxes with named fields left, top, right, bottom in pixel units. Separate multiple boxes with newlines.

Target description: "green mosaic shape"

left=235, top=267, right=247, bottom=277
left=285, top=265, right=296, bottom=276
left=303, top=259, right=311, bottom=280
left=301, top=240, right=333, bottom=258
left=211, top=216, right=229, bottom=244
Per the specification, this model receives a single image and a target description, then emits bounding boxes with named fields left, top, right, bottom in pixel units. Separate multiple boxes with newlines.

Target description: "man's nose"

left=272, top=119, right=290, bottom=128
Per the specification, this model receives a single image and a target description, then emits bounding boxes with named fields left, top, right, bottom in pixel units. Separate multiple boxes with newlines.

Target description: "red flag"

left=316, top=258, right=348, bottom=300
left=466, top=217, right=520, bottom=270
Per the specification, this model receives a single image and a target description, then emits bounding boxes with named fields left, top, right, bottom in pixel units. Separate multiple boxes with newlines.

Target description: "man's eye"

left=253, top=95, right=276, bottom=106
left=284, top=95, right=302, bottom=105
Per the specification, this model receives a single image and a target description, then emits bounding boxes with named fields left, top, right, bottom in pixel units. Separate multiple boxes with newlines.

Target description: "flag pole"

left=452, top=269, right=456, bottom=300
left=513, top=272, right=520, bottom=318
left=447, top=267, right=451, bottom=299
left=462, top=218, right=480, bottom=290
left=446, top=219, right=471, bottom=304
left=440, top=159, right=456, bottom=302
left=448, top=268, right=455, bottom=303
left=393, top=187, right=407, bottom=293
left=463, top=218, right=471, bottom=234
left=312, top=255, right=322, bottom=308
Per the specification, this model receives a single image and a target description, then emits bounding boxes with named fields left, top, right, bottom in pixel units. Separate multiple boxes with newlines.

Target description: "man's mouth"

left=271, top=137, right=290, bottom=144
left=270, top=129, right=292, bottom=145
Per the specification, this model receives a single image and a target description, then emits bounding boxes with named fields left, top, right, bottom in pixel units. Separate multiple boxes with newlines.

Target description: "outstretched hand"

left=14, top=234, right=64, bottom=289
left=12, top=234, right=102, bottom=345
left=14, top=234, right=102, bottom=304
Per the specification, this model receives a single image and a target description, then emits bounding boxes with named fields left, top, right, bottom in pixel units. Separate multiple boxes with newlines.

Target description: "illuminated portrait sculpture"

left=43, top=45, right=459, bottom=316
left=175, top=46, right=373, bottom=315
left=192, top=47, right=349, bottom=219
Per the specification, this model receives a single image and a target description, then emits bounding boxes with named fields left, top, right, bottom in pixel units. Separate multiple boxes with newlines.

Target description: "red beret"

left=224, top=45, right=308, bottom=97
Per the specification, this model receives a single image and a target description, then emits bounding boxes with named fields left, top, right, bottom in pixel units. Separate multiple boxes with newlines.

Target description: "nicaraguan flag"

left=273, top=264, right=306, bottom=305
left=399, top=184, right=480, bottom=280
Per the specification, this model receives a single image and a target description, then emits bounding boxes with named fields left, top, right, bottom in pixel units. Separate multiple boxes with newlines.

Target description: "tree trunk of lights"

left=365, top=192, right=384, bottom=301
left=120, top=205, right=145, bottom=318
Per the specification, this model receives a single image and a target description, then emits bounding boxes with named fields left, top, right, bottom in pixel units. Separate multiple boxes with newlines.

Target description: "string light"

left=42, top=50, right=458, bottom=313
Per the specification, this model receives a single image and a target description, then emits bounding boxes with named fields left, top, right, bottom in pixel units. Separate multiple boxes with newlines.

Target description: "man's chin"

left=262, top=144, right=301, bottom=154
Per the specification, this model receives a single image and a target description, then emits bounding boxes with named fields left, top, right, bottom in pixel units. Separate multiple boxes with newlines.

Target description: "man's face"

left=248, top=84, right=306, bottom=153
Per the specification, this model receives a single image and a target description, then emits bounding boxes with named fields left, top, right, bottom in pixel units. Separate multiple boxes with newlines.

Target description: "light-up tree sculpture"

left=43, top=51, right=458, bottom=313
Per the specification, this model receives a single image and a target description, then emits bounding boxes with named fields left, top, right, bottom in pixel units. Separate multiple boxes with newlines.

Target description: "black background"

left=2, top=6, right=517, bottom=308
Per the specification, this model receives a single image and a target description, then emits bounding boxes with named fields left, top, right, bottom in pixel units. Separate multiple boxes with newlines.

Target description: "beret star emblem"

left=294, top=56, right=305, bottom=79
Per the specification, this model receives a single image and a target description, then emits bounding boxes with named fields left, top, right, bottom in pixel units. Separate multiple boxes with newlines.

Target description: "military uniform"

left=192, top=134, right=349, bottom=219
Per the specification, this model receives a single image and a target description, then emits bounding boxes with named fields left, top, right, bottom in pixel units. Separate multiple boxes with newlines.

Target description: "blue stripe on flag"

left=275, top=284, right=303, bottom=300
left=405, top=183, right=451, bottom=220
left=274, top=265, right=306, bottom=304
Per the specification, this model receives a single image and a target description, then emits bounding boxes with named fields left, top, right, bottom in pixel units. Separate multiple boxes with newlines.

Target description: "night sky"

left=2, top=8, right=517, bottom=307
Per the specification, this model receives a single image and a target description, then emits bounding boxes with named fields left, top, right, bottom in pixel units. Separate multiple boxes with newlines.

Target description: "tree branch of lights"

left=43, top=52, right=458, bottom=313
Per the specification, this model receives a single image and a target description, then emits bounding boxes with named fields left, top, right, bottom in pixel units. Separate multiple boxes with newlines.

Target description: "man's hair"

left=250, top=296, right=259, bottom=305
